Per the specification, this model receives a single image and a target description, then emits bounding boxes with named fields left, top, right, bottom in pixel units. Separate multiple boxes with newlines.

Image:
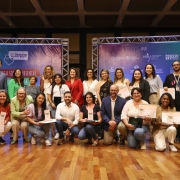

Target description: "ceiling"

left=0, top=0, right=180, bottom=29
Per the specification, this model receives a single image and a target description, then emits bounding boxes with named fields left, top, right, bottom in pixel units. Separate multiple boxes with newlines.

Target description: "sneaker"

left=119, top=140, right=125, bottom=146
left=114, top=135, right=119, bottom=142
left=57, top=138, right=65, bottom=145
left=31, top=136, right=36, bottom=145
left=23, top=138, right=30, bottom=143
left=0, top=137, right=6, bottom=144
left=140, top=142, right=146, bottom=150
left=45, top=139, right=51, bottom=146
left=54, top=133, right=59, bottom=140
left=169, top=145, right=177, bottom=152
left=11, top=140, right=18, bottom=145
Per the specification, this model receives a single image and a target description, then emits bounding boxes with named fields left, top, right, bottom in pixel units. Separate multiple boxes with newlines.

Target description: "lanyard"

left=174, top=74, right=180, bottom=85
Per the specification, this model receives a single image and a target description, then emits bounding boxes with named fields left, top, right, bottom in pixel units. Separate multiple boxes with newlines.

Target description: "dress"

left=78, top=104, right=101, bottom=140
left=99, top=80, right=113, bottom=101
left=43, top=81, right=51, bottom=105
left=121, top=99, right=149, bottom=148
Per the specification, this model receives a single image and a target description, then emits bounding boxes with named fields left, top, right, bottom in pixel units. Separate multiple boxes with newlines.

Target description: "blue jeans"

left=56, top=120, right=79, bottom=139
left=127, top=125, right=149, bottom=148
left=28, top=123, right=50, bottom=140
left=78, top=124, right=101, bottom=140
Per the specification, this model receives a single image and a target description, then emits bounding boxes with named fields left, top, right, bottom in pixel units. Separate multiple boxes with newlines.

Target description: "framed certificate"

left=118, top=86, right=130, bottom=98
left=44, top=110, right=51, bottom=120
left=162, top=112, right=180, bottom=124
left=158, top=88, right=175, bottom=99
left=138, top=104, right=157, bottom=118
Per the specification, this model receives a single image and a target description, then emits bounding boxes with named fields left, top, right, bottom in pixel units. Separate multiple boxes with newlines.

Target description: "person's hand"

left=108, top=120, right=117, bottom=130
left=51, top=103, right=56, bottom=109
left=161, top=122, right=170, bottom=126
left=41, top=75, right=45, bottom=81
left=126, top=123, right=136, bottom=130
left=173, top=122, right=178, bottom=128
left=66, top=118, right=73, bottom=126
left=23, top=109, right=30, bottom=115
left=143, top=116, right=152, bottom=122
left=74, top=100, right=78, bottom=105
left=81, top=118, right=87, bottom=122
left=4, top=120, right=8, bottom=125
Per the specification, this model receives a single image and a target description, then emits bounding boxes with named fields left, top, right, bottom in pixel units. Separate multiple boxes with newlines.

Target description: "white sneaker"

left=169, top=145, right=177, bottom=152
left=31, top=136, right=36, bottom=145
left=54, top=133, right=59, bottom=140
left=45, top=139, right=51, bottom=146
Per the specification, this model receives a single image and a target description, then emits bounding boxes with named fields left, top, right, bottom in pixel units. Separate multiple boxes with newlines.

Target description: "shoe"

left=92, top=140, right=98, bottom=147
left=69, top=135, right=74, bottom=142
left=0, top=137, right=6, bottom=144
left=54, top=133, right=59, bottom=140
left=57, top=138, right=65, bottom=145
left=119, top=140, right=125, bottom=146
left=86, top=138, right=92, bottom=144
left=140, top=142, right=146, bottom=150
left=114, top=135, right=119, bottom=142
left=11, top=140, right=18, bottom=145
left=45, top=139, right=51, bottom=146
left=31, top=136, right=36, bottom=145
left=23, top=138, right=30, bottom=143
left=169, top=145, right=177, bottom=152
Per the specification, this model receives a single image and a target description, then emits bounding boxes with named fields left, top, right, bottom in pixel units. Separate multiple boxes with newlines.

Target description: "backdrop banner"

left=98, top=42, right=180, bottom=82
left=0, top=44, right=62, bottom=86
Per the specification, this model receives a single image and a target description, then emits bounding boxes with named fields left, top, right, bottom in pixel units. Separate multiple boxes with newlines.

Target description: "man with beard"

left=164, top=60, right=180, bottom=141
left=55, top=91, right=79, bottom=144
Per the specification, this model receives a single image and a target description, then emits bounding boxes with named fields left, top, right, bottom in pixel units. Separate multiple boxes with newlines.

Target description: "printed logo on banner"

left=141, top=47, right=147, bottom=51
left=109, top=67, right=115, bottom=72
left=143, top=53, right=162, bottom=61
left=4, top=51, right=28, bottom=66
left=165, top=54, right=179, bottom=60
left=153, top=65, right=163, bottom=74
left=130, top=65, right=143, bottom=73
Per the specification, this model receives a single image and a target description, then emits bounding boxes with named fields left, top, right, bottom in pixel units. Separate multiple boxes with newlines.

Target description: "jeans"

left=127, top=125, right=149, bottom=148
left=78, top=124, right=100, bottom=140
left=56, top=120, right=79, bottom=139
left=28, top=123, right=50, bottom=140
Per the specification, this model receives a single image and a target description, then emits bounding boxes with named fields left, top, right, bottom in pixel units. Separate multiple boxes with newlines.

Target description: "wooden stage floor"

left=0, top=132, right=180, bottom=180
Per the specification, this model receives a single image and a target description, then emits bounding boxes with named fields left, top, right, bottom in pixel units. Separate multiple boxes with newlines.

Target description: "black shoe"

left=120, top=140, right=125, bottom=145
left=0, top=137, right=6, bottom=144
left=114, top=135, right=119, bottom=142
left=69, top=135, right=74, bottom=142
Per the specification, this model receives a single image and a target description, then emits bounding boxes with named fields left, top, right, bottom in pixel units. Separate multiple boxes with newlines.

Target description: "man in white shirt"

left=55, top=91, right=80, bottom=144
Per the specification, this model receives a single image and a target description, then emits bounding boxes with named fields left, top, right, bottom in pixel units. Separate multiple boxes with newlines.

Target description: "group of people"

left=0, top=59, right=180, bottom=152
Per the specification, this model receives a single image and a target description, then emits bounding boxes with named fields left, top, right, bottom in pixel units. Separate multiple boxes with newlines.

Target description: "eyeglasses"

left=173, top=64, right=180, bottom=66
left=18, top=93, right=25, bottom=95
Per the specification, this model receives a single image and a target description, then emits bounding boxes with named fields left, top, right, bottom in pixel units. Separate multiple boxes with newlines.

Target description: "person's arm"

left=125, top=78, right=130, bottom=87
left=74, top=79, right=83, bottom=103
left=72, top=106, right=80, bottom=126
left=8, top=79, right=15, bottom=99
left=40, top=75, right=44, bottom=92
left=96, top=82, right=102, bottom=106
left=4, top=104, right=10, bottom=125
left=143, top=80, right=150, bottom=102
left=156, top=75, right=163, bottom=89
left=101, top=99, right=111, bottom=123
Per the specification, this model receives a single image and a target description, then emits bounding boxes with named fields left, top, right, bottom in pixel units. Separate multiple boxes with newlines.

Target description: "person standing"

left=101, top=84, right=126, bottom=145
left=0, top=60, right=7, bottom=91
left=163, top=60, right=180, bottom=141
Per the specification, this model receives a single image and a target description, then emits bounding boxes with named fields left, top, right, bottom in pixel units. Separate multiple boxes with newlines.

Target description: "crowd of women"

left=0, top=62, right=179, bottom=152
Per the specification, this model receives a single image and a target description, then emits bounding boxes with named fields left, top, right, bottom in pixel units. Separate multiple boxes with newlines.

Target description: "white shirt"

left=48, top=84, right=69, bottom=102
left=55, top=102, right=80, bottom=125
left=83, top=79, right=98, bottom=97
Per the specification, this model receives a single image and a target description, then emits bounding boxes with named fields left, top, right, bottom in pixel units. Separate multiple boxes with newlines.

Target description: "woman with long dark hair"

left=27, top=92, right=51, bottom=146
left=8, top=68, right=24, bottom=99
left=151, top=93, right=177, bottom=152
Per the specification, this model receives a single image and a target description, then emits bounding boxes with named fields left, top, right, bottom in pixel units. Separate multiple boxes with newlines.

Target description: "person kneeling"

left=27, top=92, right=51, bottom=146
left=151, top=93, right=177, bottom=152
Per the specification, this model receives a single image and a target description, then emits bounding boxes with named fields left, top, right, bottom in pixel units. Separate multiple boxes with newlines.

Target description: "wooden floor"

left=1, top=132, right=180, bottom=180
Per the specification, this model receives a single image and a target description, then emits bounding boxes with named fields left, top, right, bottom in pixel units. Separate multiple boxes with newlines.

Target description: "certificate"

left=0, top=112, right=6, bottom=132
left=118, top=86, right=130, bottom=98
left=39, top=119, right=57, bottom=124
left=88, top=109, right=93, bottom=120
left=158, top=88, right=175, bottom=99
left=138, top=104, right=157, bottom=118
left=162, top=112, right=180, bottom=124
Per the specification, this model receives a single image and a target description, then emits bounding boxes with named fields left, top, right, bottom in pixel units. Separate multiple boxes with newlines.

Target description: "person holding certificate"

left=27, top=92, right=51, bottom=146
left=48, top=73, right=69, bottom=139
left=120, top=88, right=151, bottom=149
left=151, top=93, right=177, bottom=152
left=114, top=68, right=130, bottom=99
left=0, top=90, right=11, bottom=144
left=78, top=92, right=102, bottom=146
left=130, top=69, right=150, bottom=103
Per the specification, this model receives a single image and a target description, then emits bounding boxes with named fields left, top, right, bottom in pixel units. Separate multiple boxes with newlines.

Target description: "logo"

left=143, top=53, right=162, bottom=61
left=165, top=54, right=179, bottom=60
left=141, top=47, right=147, bottom=51
left=134, top=65, right=139, bottom=69
left=109, top=67, right=115, bottom=72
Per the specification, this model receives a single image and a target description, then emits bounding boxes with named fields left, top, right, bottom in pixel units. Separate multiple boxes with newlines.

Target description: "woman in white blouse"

left=83, top=68, right=98, bottom=100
